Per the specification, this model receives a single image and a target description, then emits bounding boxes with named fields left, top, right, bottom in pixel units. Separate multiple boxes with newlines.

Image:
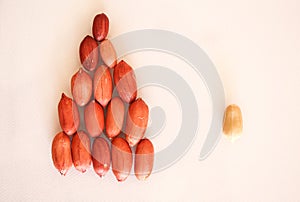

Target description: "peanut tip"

left=60, top=170, right=67, bottom=176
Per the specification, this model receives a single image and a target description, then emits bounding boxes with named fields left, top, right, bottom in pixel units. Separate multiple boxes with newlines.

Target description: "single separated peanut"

left=71, top=131, right=92, bottom=173
left=58, top=93, right=80, bottom=135
left=51, top=132, right=72, bottom=176
left=134, top=138, right=154, bottom=181
left=223, top=104, right=243, bottom=142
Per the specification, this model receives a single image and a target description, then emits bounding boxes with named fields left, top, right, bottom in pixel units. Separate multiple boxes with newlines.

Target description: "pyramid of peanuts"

left=51, top=13, right=154, bottom=181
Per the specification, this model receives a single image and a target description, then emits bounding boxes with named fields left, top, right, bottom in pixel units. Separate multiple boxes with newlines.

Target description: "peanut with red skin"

left=135, top=138, right=154, bottom=180
left=51, top=132, right=73, bottom=176
left=111, top=137, right=133, bottom=182
left=99, top=39, right=117, bottom=68
left=113, top=60, right=137, bottom=103
left=125, top=98, right=149, bottom=147
left=105, top=97, right=125, bottom=139
left=94, top=65, right=112, bottom=107
left=71, top=68, right=92, bottom=106
left=79, top=35, right=99, bottom=71
left=84, top=100, right=105, bottom=137
left=71, top=131, right=92, bottom=173
left=92, top=13, right=109, bottom=42
left=92, top=137, right=111, bottom=178
left=58, top=93, right=80, bottom=136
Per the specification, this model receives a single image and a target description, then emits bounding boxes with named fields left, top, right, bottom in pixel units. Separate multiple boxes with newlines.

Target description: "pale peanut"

left=99, top=39, right=117, bottom=68
left=105, top=97, right=125, bottom=139
left=111, top=137, right=133, bottom=182
left=94, top=65, right=112, bottom=107
left=113, top=60, right=137, bottom=103
left=84, top=100, right=104, bottom=137
left=71, top=131, right=92, bottom=173
left=71, top=68, right=92, bottom=106
left=223, top=104, right=243, bottom=142
left=125, top=98, right=149, bottom=147
left=92, top=137, right=111, bottom=178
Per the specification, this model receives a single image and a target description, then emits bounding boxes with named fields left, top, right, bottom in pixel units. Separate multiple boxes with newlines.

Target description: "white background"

left=1, top=0, right=300, bottom=201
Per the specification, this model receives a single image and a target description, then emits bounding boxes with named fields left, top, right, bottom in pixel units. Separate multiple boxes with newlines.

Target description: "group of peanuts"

left=51, top=13, right=154, bottom=182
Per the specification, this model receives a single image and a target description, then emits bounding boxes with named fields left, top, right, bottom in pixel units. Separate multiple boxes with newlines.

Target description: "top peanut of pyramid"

left=92, top=13, right=109, bottom=42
